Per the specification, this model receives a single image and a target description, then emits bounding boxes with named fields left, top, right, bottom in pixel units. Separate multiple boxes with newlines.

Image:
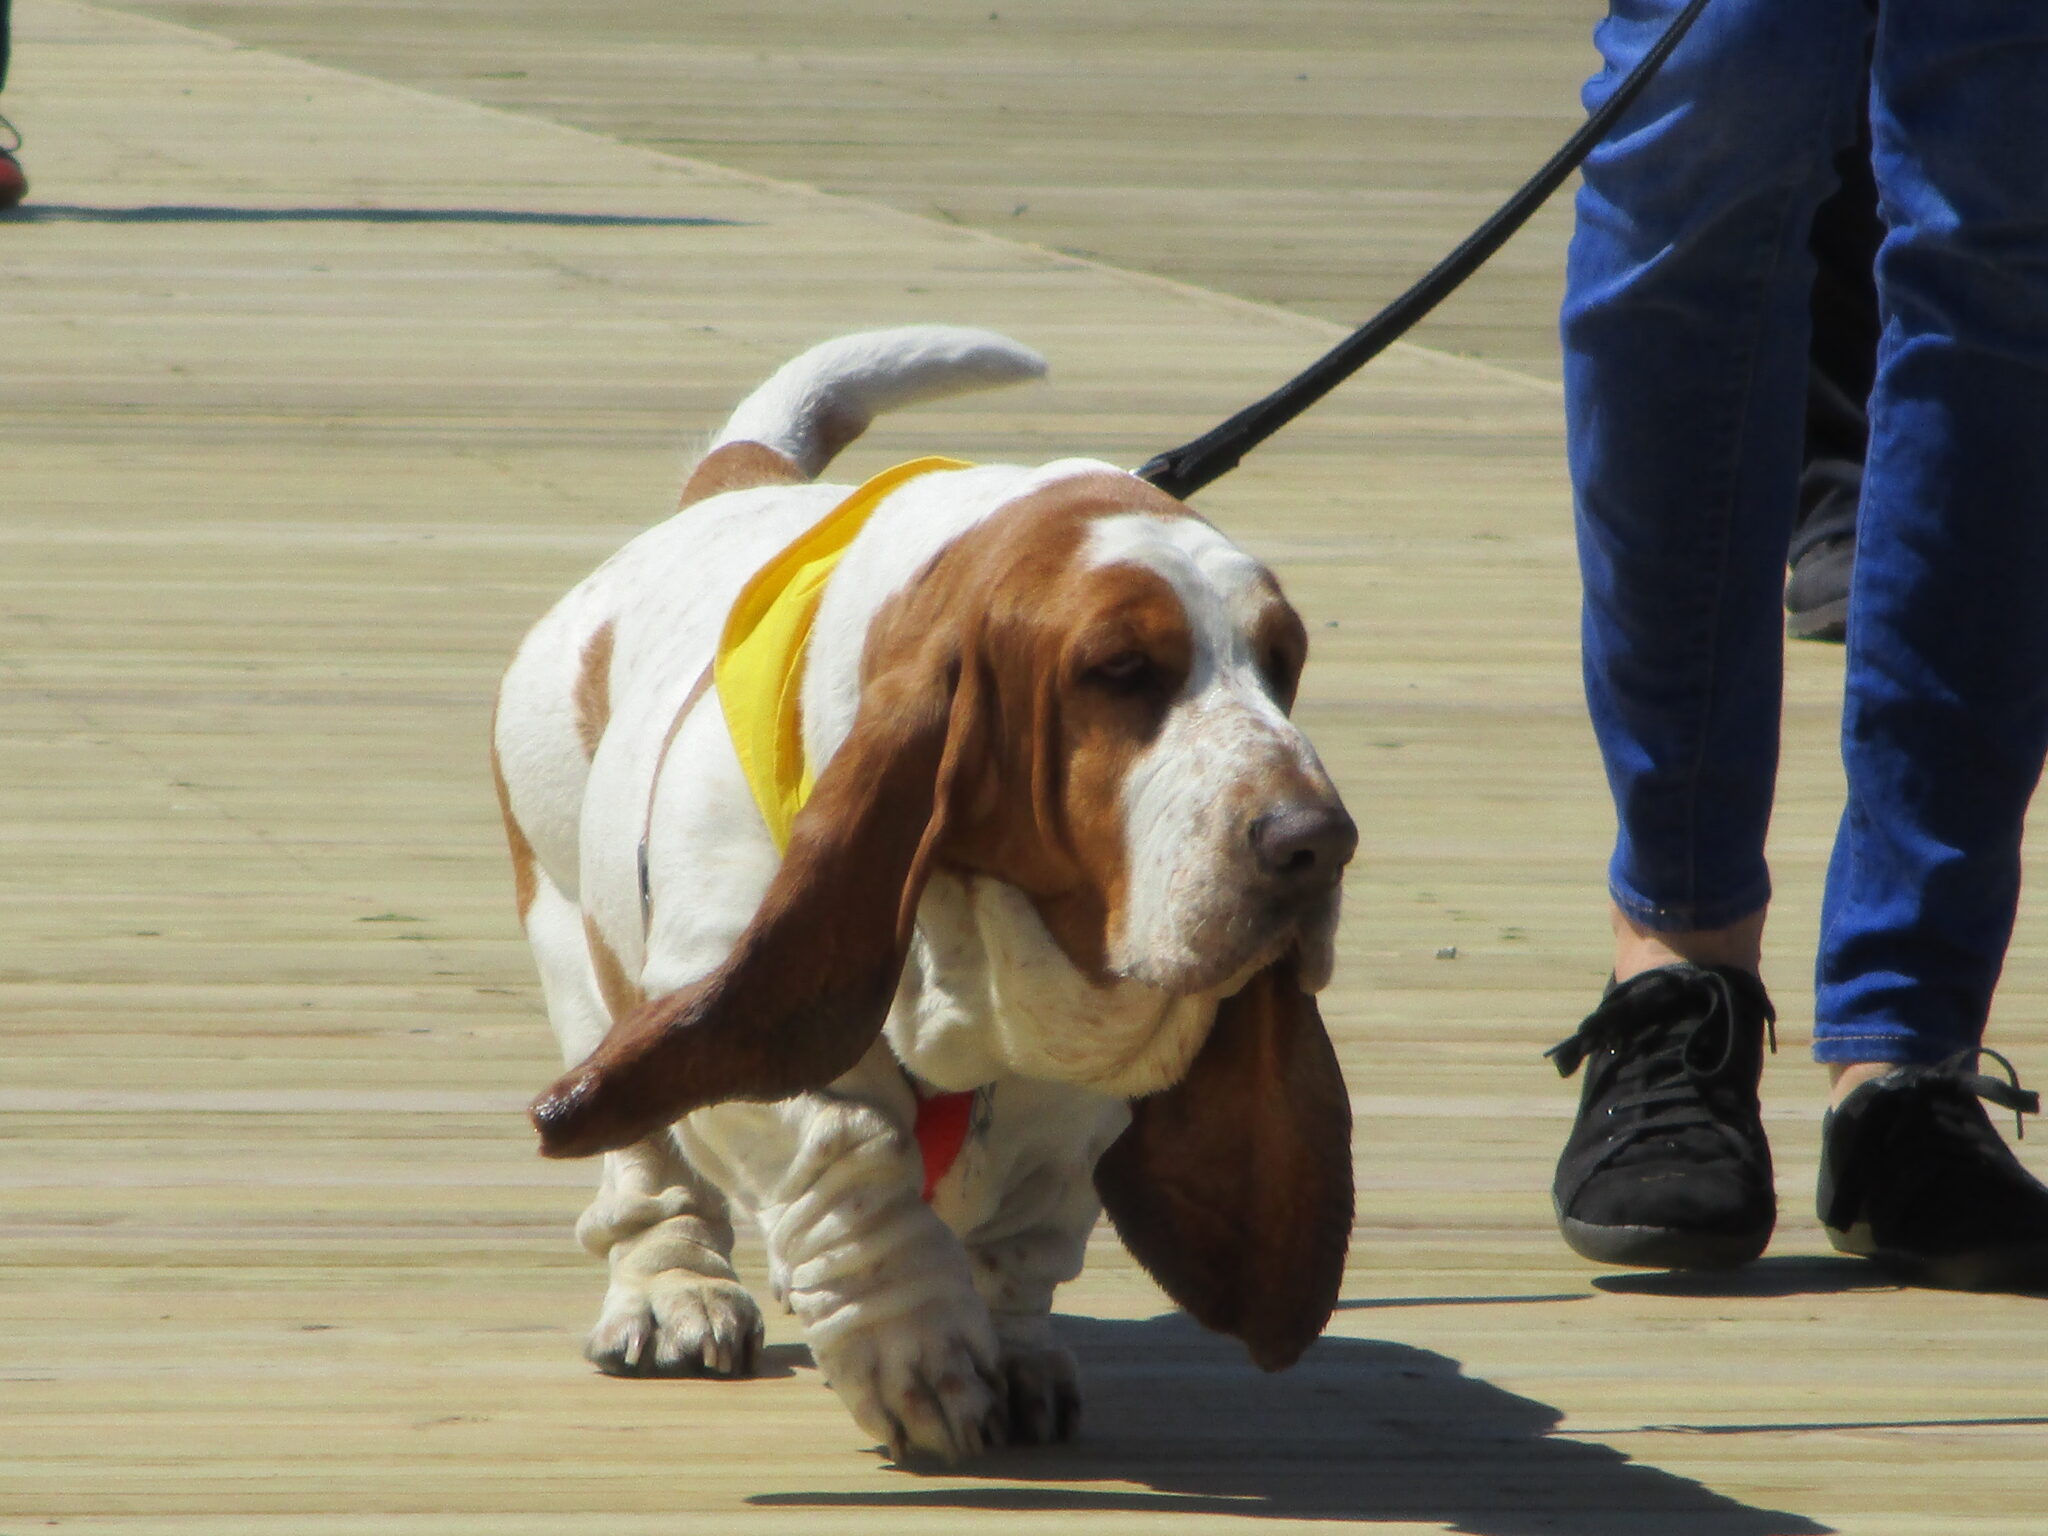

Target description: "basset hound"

left=492, top=326, right=1357, bottom=1461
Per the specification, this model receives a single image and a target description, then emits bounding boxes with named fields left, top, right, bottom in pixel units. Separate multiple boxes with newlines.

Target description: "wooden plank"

left=107, top=0, right=1598, bottom=379
left=3, top=3, right=2046, bottom=1532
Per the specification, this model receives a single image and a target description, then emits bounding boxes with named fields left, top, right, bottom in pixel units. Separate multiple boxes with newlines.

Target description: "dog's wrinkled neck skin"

left=889, top=872, right=1225, bottom=1099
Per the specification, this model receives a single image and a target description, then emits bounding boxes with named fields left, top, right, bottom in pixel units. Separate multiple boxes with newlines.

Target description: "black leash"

left=1137, top=0, right=1714, bottom=499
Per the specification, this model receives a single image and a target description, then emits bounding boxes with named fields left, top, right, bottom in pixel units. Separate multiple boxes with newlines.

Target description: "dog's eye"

left=1260, top=647, right=1303, bottom=709
left=1086, top=650, right=1157, bottom=691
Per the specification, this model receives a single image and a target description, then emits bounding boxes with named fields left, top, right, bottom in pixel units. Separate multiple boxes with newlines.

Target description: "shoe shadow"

left=1596, top=1253, right=2048, bottom=1301
left=752, top=1310, right=1831, bottom=1534
left=1592, top=1255, right=1894, bottom=1299
left=2, top=203, right=743, bottom=227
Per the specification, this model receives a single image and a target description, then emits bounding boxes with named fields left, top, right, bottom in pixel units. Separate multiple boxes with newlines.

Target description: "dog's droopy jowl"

left=493, top=327, right=1356, bottom=1461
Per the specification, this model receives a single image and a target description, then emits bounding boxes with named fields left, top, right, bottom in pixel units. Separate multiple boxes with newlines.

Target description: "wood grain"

left=5, top=3, right=2046, bottom=1531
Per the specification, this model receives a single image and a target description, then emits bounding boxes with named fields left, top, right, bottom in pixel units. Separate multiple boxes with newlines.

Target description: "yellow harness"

left=714, top=456, right=969, bottom=850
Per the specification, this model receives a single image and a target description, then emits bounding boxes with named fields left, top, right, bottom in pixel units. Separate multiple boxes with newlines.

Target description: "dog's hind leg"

left=522, top=873, right=765, bottom=1377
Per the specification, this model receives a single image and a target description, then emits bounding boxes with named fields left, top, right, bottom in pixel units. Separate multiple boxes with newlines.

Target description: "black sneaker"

left=1818, top=1049, right=2048, bottom=1291
left=1546, top=964, right=1778, bottom=1268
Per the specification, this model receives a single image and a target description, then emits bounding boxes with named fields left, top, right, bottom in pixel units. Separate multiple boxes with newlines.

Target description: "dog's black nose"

left=1250, top=804, right=1357, bottom=885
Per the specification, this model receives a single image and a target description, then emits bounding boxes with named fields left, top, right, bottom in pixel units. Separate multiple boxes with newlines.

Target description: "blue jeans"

left=1563, top=0, right=2048, bottom=1064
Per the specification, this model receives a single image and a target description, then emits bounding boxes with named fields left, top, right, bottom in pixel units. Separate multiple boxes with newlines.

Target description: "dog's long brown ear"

left=530, top=643, right=981, bottom=1159
left=1093, top=955, right=1353, bottom=1371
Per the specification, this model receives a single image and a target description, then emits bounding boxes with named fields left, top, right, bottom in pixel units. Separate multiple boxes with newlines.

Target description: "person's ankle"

left=1827, top=1060, right=1897, bottom=1110
left=1611, top=903, right=1766, bottom=985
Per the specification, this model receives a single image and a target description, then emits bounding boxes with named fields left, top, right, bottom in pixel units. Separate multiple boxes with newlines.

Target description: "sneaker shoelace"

left=1923, top=1047, right=2042, bottom=1139
left=1545, top=967, right=1776, bottom=1175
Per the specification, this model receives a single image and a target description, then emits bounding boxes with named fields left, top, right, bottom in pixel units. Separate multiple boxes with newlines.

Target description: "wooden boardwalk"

left=4, top=3, right=2045, bottom=1531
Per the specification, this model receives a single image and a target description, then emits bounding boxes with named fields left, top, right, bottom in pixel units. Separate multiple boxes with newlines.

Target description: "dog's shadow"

left=753, top=1308, right=1831, bottom=1534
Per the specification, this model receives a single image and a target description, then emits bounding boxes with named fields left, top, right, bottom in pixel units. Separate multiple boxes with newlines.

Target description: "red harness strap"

left=913, top=1088, right=978, bottom=1203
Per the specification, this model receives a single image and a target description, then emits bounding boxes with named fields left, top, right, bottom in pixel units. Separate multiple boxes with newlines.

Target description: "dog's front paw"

left=997, top=1341, right=1080, bottom=1445
left=586, top=1270, right=764, bottom=1378
left=815, top=1305, right=1006, bottom=1463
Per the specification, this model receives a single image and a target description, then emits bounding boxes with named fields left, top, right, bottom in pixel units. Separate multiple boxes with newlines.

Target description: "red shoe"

left=0, top=111, right=24, bottom=211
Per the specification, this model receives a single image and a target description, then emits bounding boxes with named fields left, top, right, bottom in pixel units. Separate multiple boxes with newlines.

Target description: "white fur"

left=713, top=326, right=1046, bottom=478
left=1086, top=514, right=1345, bottom=995
left=493, top=327, right=1340, bottom=1460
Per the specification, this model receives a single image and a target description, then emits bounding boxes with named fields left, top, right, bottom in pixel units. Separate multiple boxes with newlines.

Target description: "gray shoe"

left=1785, top=533, right=1851, bottom=643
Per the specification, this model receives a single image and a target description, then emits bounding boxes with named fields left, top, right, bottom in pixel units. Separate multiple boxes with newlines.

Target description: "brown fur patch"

left=584, top=915, right=645, bottom=1025
left=573, top=621, right=615, bottom=761
left=1094, top=954, right=1353, bottom=1371
left=489, top=729, right=541, bottom=923
left=678, top=441, right=807, bottom=509
left=856, top=471, right=1205, bottom=980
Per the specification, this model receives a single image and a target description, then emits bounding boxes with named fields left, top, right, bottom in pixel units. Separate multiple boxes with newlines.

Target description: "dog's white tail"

left=710, top=326, right=1047, bottom=480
